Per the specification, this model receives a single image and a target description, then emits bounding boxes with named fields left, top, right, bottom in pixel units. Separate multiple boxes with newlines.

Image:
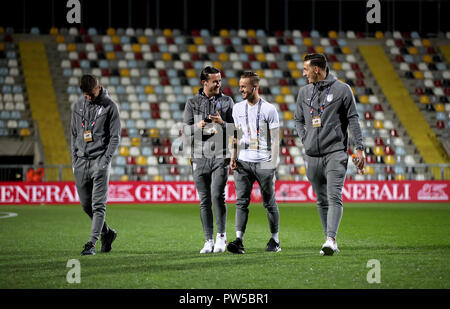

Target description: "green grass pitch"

left=0, top=202, right=449, bottom=289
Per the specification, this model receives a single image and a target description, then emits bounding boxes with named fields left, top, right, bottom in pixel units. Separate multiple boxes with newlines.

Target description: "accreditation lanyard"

left=309, top=85, right=331, bottom=117
left=81, top=100, right=102, bottom=131
left=245, top=99, right=262, bottom=149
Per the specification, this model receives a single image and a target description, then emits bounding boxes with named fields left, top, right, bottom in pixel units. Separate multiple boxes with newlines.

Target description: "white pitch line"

left=0, top=212, right=18, bottom=219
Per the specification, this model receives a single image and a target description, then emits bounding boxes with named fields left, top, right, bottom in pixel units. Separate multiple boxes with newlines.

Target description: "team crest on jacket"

left=327, top=94, right=333, bottom=102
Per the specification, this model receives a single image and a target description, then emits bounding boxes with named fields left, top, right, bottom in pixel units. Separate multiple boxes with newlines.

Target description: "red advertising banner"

left=0, top=181, right=449, bottom=205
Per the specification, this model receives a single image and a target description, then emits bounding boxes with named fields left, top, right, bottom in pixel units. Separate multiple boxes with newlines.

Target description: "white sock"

left=236, top=231, right=244, bottom=240
left=271, top=233, right=279, bottom=243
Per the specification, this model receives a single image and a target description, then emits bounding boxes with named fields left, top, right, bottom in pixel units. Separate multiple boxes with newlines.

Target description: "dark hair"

left=240, top=71, right=260, bottom=86
left=79, top=74, right=99, bottom=93
left=304, top=53, right=328, bottom=70
left=200, top=66, right=220, bottom=82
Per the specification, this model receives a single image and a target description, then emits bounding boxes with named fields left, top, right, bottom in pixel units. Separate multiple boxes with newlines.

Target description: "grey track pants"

left=305, top=150, right=348, bottom=239
left=73, top=156, right=111, bottom=244
left=192, top=157, right=229, bottom=240
left=234, top=160, right=279, bottom=234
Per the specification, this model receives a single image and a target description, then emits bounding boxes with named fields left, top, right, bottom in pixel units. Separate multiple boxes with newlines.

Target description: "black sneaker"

left=227, top=238, right=245, bottom=254
left=101, top=229, right=117, bottom=253
left=81, top=241, right=96, bottom=256
left=266, top=238, right=281, bottom=252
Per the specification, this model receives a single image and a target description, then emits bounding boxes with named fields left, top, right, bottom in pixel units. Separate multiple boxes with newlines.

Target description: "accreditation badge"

left=312, top=116, right=322, bottom=128
left=83, top=130, right=93, bottom=142
left=249, top=138, right=259, bottom=150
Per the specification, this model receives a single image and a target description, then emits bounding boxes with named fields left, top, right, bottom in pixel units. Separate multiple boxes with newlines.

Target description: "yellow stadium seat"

left=153, top=175, right=163, bottom=181
left=291, top=70, right=301, bottom=78
left=395, top=174, right=405, bottom=181
left=256, top=70, right=264, bottom=78
left=342, top=46, right=352, bottom=54
left=212, top=62, right=222, bottom=70
left=275, top=95, right=285, bottom=103
left=194, top=37, right=204, bottom=45
left=303, top=38, right=312, bottom=46
left=120, top=175, right=129, bottom=182
left=111, top=35, right=121, bottom=44
left=423, top=54, right=432, bottom=63
left=256, top=53, right=266, bottom=62
left=228, top=78, right=239, bottom=87
left=375, top=31, right=384, bottom=39
left=131, top=137, right=140, bottom=147
left=419, top=95, right=430, bottom=104
left=408, top=47, right=418, bottom=55
left=283, top=111, right=294, bottom=120
left=364, top=165, right=375, bottom=175
left=359, top=95, right=369, bottom=104
left=188, top=45, right=197, bottom=53
left=374, top=120, right=384, bottom=129
left=316, top=46, right=325, bottom=54
left=414, top=71, right=424, bottom=79
left=120, top=69, right=130, bottom=77
left=328, top=30, right=338, bottom=39
left=149, top=128, right=159, bottom=138
left=50, top=27, right=59, bottom=35
left=145, top=86, right=154, bottom=94
left=247, top=29, right=256, bottom=37
left=281, top=87, right=291, bottom=95
left=66, top=43, right=76, bottom=51
left=163, top=29, right=172, bottom=36
left=162, top=53, right=172, bottom=61
left=435, top=103, right=445, bottom=112
left=374, top=146, right=384, bottom=156
left=138, top=36, right=148, bottom=44
left=106, top=28, right=116, bottom=36
left=0, top=43, right=3, bottom=51
left=192, top=86, right=200, bottom=94
left=332, top=62, right=343, bottom=71
left=298, top=166, right=306, bottom=175
left=219, top=29, right=229, bottom=37
left=55, top=35, right=65, bottom=43
left=218, top=53, right=229, bottom=61
left=136, top=156, right=147, bottom=165
left=287, top=61, right=297, bottom=70
left=422, top=39, right=431, bottom=47
left=244, top=45, right=253, bottom=53
left=132, top=44, right=141, bottom=52
left=351, top=87, right=356, bottom=96
left=186, top=69, right=196, bottom=78
left=0, top=27, right=4, bottom=34
left=19, top=128, right=31, bottom=137
left=385, top=155, right=395, bottom=165
left=119, top=146, right=129, bottom=156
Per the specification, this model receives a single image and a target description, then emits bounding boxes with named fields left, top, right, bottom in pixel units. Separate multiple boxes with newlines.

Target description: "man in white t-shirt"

left=227, top=71, right=281, bottom=254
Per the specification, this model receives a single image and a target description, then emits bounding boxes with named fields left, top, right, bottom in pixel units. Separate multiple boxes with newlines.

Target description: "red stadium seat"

left=284, top=155, right=294, bottom=165
left=384, top=146, right=395, bottom=155
left=374, top=104, right=384, bottom=111
left=436, top=120, right=445, bottom=129
left=126, top=156, right=136, bottom=165
left=280, top=146, right=290, bottom=156
left=375, top=137, right=384, bottom=146
left=389, top=129, right=399, bottom=137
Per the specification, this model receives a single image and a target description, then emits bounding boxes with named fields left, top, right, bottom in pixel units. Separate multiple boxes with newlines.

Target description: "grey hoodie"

left=183, top=88, right=234, bottom=158
left=294, top=71, right=364, bottom=157
left=71, top=87, right=121, bottom=168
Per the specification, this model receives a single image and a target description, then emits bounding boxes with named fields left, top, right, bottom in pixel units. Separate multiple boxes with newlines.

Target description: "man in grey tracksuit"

left=71, top=74, right=120, bottom=256
left=183, top=66, right=234, bottom=253
left=294, top=53, right=365, bottom=256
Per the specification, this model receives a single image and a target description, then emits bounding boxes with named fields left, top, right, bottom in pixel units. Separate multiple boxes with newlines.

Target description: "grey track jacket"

left=71, top=88, right=121, bottom=168
left=183, top=89, right=234, bottom=158
left=294, top=71, right=364, bottom=157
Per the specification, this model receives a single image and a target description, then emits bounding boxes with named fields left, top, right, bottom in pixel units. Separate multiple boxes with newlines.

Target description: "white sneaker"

left=213, top=234, right=227, bottom=253
left=200, top=240, right=214, bottom=254
left=320, top=238, right=339, bottom=256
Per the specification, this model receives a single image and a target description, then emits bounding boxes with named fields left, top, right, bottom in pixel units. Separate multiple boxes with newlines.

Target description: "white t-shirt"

left=232, top=98, right=280, bottom=162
